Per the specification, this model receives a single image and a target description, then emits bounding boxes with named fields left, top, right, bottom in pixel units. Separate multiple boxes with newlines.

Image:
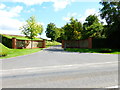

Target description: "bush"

left=0, top=43, right=9, bottom=57
left=46, top=40, right=61, bottom=47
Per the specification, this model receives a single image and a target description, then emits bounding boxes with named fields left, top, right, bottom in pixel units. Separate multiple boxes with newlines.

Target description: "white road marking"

left=106, top=85, right=119, bottom=88
left=0, top=61, right=118, bottom=75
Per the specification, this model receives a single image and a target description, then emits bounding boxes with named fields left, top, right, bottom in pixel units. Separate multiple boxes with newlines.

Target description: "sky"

left=0, top=0, right=105, bottom=39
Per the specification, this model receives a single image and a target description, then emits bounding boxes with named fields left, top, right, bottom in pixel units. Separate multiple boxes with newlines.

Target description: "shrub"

left=0, top=43, right=9, bottom=57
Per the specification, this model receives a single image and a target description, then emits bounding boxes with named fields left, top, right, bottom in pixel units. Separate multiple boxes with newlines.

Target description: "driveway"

left=2, top=45, right=118, bottom=70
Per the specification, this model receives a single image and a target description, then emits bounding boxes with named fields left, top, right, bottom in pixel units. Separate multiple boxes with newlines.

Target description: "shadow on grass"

left=65, top=48, right=120, bottom=54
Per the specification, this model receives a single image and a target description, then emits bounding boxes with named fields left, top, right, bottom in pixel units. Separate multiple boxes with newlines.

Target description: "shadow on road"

left=43, top=45, right=65, bottom=52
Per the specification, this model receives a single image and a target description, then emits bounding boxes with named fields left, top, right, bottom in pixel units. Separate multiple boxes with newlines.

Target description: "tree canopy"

left=100, top=1, right=120, bottom=48
left=20, top=16, right=43, bottom=39
left=62, top=17, right=83, bottom=40
left=83, top=15, right=104, bottom=39
left=45, top=23, right=61, bottom=41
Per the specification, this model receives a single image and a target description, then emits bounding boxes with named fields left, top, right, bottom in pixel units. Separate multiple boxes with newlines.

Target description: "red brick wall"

left=62, top=38, right=92, bottom=49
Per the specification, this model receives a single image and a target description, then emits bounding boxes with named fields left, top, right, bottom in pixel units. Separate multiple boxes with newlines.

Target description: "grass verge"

left=65, top=48, right=120, bottom=54
left=0, top=48, right=43, bottom=59
left=0, top=43, right=9, bottom=56
left=1, top=34, right=42, bottom=40
left=0, top=41, right=61, bottom=59
left=46, top=41, right=61, bottom=48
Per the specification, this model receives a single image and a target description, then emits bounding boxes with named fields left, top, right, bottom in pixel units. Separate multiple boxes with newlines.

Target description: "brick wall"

left=12, top=38, right=46, bottom=49
left=62, top=38, right=92, bottom=49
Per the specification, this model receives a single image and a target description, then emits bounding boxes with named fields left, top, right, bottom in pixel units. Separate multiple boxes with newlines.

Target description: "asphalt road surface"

left=0, top=45, right=119, bottom=88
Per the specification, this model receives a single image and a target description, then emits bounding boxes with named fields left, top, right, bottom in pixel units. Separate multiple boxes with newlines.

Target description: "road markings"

left=106, top=85, right=119, bottom=88
left=1, top=61, right=118, bottom=75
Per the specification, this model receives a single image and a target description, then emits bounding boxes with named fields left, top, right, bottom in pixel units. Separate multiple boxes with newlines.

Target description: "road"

left=0, top=45, right=119, bottom=88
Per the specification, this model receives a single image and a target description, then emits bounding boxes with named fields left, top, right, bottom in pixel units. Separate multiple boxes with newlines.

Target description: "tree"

left=62, top=17, right=83, bottom=40
left=45, top=23, right=61, bottom=41
left=83, top=15, right=104, bottom=39
left=100, top=1, right=120, bottom=48
left=20, top=16, right=43, bottom=48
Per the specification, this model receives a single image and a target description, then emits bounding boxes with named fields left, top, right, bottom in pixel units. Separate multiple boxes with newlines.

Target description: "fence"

left=62, top=38, right=92, bottom=49
left=12, top=38, right=46, bottom=49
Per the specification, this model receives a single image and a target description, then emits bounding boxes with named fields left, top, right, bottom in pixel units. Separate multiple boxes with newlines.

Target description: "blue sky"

left=0, top=0, right=105, bottom=39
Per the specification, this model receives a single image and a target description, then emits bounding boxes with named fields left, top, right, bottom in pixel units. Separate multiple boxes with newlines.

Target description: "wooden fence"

left=12, top=38, right=46, bottom=49
left=62, top=38, right=92, bottom=49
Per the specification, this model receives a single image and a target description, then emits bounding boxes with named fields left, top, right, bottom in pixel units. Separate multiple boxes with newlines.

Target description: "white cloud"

left=0, top=5, right=23, bottom=18
left=62, top=8, right=106, bottom=24
left=0, top=4, right=24, bottom=35
left=53, top=0, right=71, bottom=11
left=63, top=12, right=81, bottom=21
left=79, top=8, right=107, bottom=24
left=85, top=8, right=96, bottom=16
left=43, top=7, right=47, bottom=9
left=0, top=3, right=6, bottom=9
left=25, top=8, right=35, bottom=13
left=2, top=0, right=75, bottom=11
left=79, top=8, right=98, bottom=23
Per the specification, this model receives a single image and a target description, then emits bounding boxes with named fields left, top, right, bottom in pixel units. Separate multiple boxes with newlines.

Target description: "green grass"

left=1, top=34, right=42, bottom=40
left=46, top=41, right=61, bottom=47
left=65, top=48, right=120, bottom=54
left=0, top=43, right=10, bottom=56
left=0, top=41, right=61, bottom=59
left=0, top=48, right=43, bottom=59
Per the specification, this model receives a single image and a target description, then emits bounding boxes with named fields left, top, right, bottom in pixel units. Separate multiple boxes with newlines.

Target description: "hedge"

left=0, top=34, right=12, bottom=48
left=92, top=38, right=119, bottom=49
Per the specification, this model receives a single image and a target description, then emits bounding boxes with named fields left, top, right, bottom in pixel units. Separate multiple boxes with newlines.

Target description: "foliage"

left=0, top=43, right=9, bottom=56
left=62, top=17, right=83, bottom=40
left=45, top=23, right=61, bottom=41
left=100, top=1, right=120, bottom=48
left=46, top=40, right=61, bottom=47
left=20, top=16, right=43, bottom=39
left=83, top=15, right=104, bottom=39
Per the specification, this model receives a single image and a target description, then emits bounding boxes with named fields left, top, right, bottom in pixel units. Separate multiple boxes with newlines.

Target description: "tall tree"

left=100, top=1, right=120, bottom=48
left=83, top=15, right=104, bottom=39
left=62, top=17, right=83, bottom=40
left=45, top=23, right=61, bottom=41
left=20, top=16, right=43, bottom=48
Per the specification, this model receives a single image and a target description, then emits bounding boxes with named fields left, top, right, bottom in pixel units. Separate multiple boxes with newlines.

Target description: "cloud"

left=79, top=8, right=98, bottom=23
left=53, top=0, right=71, bottom=11
left=79, top=8, right=107, bottom=24
left=2, top=0, right=75, bottom=11
left=0, top=5, right=23, bottom=18
left=25, top=8, right=35, bottom=13
left=0, top=3, right=6, bottom=9
left=63, top=12, right=81, bottom=21
left=0, top=4, right=24, bottom=35
left=62, top=8, right=106, bottom=24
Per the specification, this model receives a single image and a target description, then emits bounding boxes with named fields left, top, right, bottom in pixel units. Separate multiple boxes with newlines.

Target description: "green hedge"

left=92, top=38, right=119, bottom=49
left=0, top=34, right=12, bottom=48
left=92, top=38, right=108, bottom=48
left=0, top=43, right=9, bottom=56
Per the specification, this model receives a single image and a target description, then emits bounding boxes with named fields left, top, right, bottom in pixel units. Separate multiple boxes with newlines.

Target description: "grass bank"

left=0, top=41, right=61, bottom=59
left=46, top=41, right=61, bottom=47
left=0, top=43, right=9, bottom=56
left=0, top=48, right=43, bottom=59
left=1, top=34, right=42, bottom=40
left=65, top=48, right=120, bottom=54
